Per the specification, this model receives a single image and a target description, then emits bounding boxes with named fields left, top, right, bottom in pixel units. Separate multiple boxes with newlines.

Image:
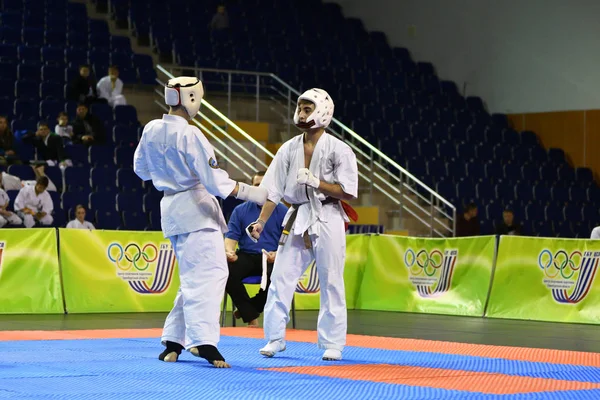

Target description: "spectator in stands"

left=23, top=121, right=69, bottom=168
left=224, top=171, right=288, bottom=327
left=495, top=208, right=521, bottom=235
left=66, top=204, right=95, bottom=230
left=455, top=202, right=480, bottom=237
left=14, top=176, right=53, bottom=228
left=0, top=167, right=58, bottom=192
left=72, top=103, right=106, bottom=145
left=96, top=65, right=127, bottom=108
left=591, top=225, right=600, bottom=239
left=0, top=187, right=22, bottom=227
left=209, top=5, right=229, bottom=31
left=55, top=112, right=74, bottom=146
left=67, top=64, right=99, bottom=105
left=0, top=116, right=19, bottom=166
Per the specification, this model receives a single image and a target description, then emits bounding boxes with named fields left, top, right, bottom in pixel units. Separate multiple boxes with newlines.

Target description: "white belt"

left=260, top=249, right=269, bottom=290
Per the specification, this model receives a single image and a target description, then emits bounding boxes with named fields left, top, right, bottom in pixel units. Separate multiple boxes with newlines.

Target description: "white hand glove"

left=236, top=182, right=268, bottom=205
left=296, top=168, right=320, bottom=189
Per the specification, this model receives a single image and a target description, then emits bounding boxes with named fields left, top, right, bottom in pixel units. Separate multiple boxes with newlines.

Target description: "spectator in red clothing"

left=0, top=116, right=19, bottom=166
left=455, top=202, right=480, bottom=237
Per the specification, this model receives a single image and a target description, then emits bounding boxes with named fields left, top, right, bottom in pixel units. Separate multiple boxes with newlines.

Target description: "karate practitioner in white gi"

left=248, top=88, right=358, bottom=361
left=133, top=76, right=267, bottom=368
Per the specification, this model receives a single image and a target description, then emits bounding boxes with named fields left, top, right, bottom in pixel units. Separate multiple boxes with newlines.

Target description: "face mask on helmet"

left=164, top=77, right=204, bottom=119
left=293, top=88, right=334, bottom=130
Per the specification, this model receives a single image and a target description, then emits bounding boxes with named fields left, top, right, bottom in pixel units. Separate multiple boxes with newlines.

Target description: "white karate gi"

left=14, top=185, right=53, bottom=228
left=1, top=172, right=57, bottom=192
left=0, top=189, right=22, bottom=227
left=591, top=226, right=600, bottom=239
left=66, top=219, right=95, bottom=230
left=133, top=114, right=237, bottom=350
left=261, top=133, right=358, bottom=351
left=97, top=76, right=127, bottom=108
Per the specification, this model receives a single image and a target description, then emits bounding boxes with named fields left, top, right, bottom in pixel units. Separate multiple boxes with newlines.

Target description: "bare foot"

left=163, top=351, right=179, bottom=362
left=233, top=309, right=241, bottom=319
left=247, top=319, right=260, bottom=328
left=212, top=360, right=231, bottom=368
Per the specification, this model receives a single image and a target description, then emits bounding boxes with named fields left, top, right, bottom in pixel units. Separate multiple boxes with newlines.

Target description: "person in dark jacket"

left=456, top=202, right=480, bottom=237
left=71, top=103, right=106, bottom=145
left=22, top=121, right=67, bottom=164
left=67, top=65, right=99, bottom=105
left=495, top=208, right=521, bottom=236
left=0, top=116, right=19, bottom=166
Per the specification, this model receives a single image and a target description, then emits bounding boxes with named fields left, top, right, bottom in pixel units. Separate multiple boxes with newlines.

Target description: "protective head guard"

left=293, top=88, right=334, bottom=129
left=164, top=77, right=204, bottom=119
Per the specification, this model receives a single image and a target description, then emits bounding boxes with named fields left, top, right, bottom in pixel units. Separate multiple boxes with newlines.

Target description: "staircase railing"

left=156, top=64, right=456, bottom=237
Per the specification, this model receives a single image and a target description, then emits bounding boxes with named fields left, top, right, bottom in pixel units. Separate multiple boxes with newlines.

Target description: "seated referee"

left=224, top=171, right=288, bottom=327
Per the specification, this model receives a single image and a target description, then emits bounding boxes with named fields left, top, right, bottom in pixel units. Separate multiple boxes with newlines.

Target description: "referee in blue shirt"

left=224, top=171, right=288, bottom=327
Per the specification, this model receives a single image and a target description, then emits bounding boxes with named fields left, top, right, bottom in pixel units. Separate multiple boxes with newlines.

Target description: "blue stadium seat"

left=39, top=99, right=62, bottom=119
left=121, top=211, right=147, bottom=230
left=90, top=192, right=116, bottom=212
left=485, top=202, right=503, bottom=221
left=116, top=168, right=143, bottom=192
left=521, top=164, right=539, bottom=182
left=113, top=125, right=138, bottom=146
left=456, top=143, right=476, bottom=160
left=66, top=144, right=90, bottom=167
left=544, top=204, right=562, bottom=221
left=45, top=31, right=67, bottom=48
left=90, top=167, right=117, bottom=192
left=90, top=103, right=113, bottom=122
left=89, top=146, right=115, bottom=168
left=6, top=190, right=19, bottom=211
left=64, top=167, right=89, bottom=191
left=0, top=43, right=17, bottom=60
left=529, top=146, right=548, bottom=163
left=501, top=129, right=519, bottom=145
left=435, top=180, right=456, bottom=199
left=539, top=165, right=558, bottom=182
left=484, top=163, right=503, bottom=181
left=0, top=27, right=20, bottom=44
left=41, top=64, right=64, bottom=83
left=114, top=105, right=138, bottom=125
left=62, top=191, right=90, bottom=211
left=456, top=180, right=476, bottom=200
left=576, top=168, right=594, bottom=184
left=582, top=205, right=599, bottom=222
left=569, top=187, right=587, bottom=204
left=426, top=159, right=445, bottom=178
left=475, top=181, right=494, bottom=201
left=493, top=144, right=512, bottom=162
left=52, top=207, right=66, bottom=227
left=95, top=210, right=120, bottom=230
left=557, top=166, right=575, bottom=182
left=7, top=164, right=36, bottom=180
left=535, top=221, right=555, bottom=237
left=495, top=183, right=515, bottom=202
left=520, top=131, right=538, bottom=146
left=15, top=80, right=39, bottom=98
left=40, top=82, right=63, bottom=100
left=142, top=192, right=162, bottom=214
left=49, top=190, right=61, bottom=210
left=17, top=45, right=40, bottom=64
left=555, top=221, right=574, bottom=238
left=551, top=186, right=569, bottom=204
left=515, top=181, right=533, bottom=202
left=563, top=204, right=580, bottom=221
left=149, top=210, right=161, bottom=231
left=115, top=146, right=135, bottom=167
left=23, top=28, right=44, bottom=46
left=548, top=148, right=566, bottom=165
left=44, top=166, right=62, bottom=192
left=116, top=192, right=143, bottom=213
left=41, top=47, right=64, bottom=66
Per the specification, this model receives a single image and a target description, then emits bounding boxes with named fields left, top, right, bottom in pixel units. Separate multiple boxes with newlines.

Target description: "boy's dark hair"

left=36, top=176, right=49, bottom=187
left=58, top=112, right=68, bottom=118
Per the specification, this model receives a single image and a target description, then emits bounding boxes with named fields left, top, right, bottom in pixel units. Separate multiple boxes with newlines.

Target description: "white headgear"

left=293, top=88, right=334, bottom=129
left=164, top=76, right=204, bottom=119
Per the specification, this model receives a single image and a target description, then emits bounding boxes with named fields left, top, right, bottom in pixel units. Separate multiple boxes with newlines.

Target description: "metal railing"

left=156, top=64, right=456, bottom=237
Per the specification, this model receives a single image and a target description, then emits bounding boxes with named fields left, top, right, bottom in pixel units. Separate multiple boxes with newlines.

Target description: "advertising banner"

left=486, top=236, right=600, bottom=323
left=356, top=235, right=496, bottom=316
left=0, top=229, right=63, bottom=314
left=59, top=229, right=180, bottom=313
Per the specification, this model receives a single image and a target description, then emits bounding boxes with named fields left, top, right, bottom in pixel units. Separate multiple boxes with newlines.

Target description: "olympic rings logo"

left=538, top=249, right=582, bottom=280
left=107, top=243, right=158, bottom=271
left=404, top=249, right=444, bottom=277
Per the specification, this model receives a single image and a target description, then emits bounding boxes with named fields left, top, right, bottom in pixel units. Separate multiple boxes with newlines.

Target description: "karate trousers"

left=161, top=228, right=228, bottom=349
left=263, top=207, right=347, bottom=351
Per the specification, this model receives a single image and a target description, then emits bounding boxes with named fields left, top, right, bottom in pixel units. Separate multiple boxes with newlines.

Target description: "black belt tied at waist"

left=278, top=197, right=339, bottom=249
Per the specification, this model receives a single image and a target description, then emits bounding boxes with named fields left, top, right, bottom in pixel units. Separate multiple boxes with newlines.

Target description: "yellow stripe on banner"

left=350, top=207, right=380, bottom=225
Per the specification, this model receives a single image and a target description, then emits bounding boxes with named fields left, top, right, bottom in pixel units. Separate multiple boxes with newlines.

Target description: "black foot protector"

left=158, top=341, right=184, bottom=362
left=189, top=345, right=231, bottom=368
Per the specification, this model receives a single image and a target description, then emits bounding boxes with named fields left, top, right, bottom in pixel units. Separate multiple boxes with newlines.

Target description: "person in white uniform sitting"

left=66, top=204, right=95, bottom=230
left=591, top=226, right=600, bottom=239
left=14, top=176, right=53, bottom=228
left=249, top=88, right=359, bottom=361
left=96, top=65, right=127, bottom=108
left=0, top=187, right=22, bottom=227
left=133, top=76, right=268, bottom=368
